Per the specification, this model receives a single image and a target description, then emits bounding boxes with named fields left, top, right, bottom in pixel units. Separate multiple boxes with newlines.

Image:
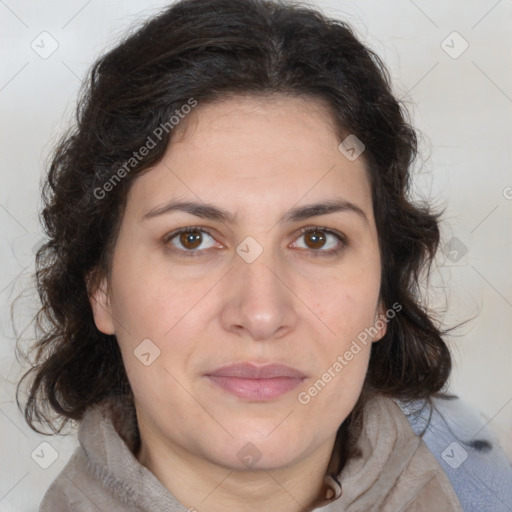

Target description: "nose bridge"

left=242, top=256, right=279, bottom=295
left=236, top=243, right=285, bottom=306
left=234, top=232, right=280, bottom=287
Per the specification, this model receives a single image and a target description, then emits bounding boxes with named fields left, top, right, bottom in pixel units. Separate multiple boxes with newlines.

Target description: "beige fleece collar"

left=78, top=394, right=462, bottom=511
left=312, top=394, right=462, bottom=511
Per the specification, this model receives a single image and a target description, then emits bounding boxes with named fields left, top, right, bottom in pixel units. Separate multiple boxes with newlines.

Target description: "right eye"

left=164, top=227, right=220, bottom=256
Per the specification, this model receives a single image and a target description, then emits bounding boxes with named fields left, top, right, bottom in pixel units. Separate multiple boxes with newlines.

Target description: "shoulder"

left=396, top=395, right=512, bottom=512
left=39, top=445, right=128, bottom=512
left=39, top=446, right=87, bottom=511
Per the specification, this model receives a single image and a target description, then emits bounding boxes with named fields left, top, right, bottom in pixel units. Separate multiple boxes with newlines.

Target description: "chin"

left=203, top=427, right=309, bottom=471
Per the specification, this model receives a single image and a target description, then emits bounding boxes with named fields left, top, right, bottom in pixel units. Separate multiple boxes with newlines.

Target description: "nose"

left=219, top=249, right=298, bottom=341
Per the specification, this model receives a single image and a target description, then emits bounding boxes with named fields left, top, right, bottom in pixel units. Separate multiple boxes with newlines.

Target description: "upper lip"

left=206, top=363, right=306, bottom=379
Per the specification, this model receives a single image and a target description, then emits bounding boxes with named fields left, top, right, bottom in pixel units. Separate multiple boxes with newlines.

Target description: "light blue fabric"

left=397, top=396, right=512, bottom=511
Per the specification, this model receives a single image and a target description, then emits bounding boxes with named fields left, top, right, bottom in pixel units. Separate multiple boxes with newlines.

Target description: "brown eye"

left=166, top=228, right=217, bottom=253
left=292, top=227, right=346, bottom=255
left=179, top=230, right=203, bottom=249
left=303, top=230, right=327, bottom=249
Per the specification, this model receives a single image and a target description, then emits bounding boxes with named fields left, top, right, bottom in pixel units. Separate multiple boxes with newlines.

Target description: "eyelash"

left=163, top=226, right=347, bottom=258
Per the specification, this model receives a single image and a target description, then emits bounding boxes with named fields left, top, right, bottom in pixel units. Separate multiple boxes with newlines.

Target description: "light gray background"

left=1, top=0, right=511, bottom=510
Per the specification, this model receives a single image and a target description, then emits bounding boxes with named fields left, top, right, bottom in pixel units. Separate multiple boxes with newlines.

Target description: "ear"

left=88, top=276, right=116, bottom=335
left=372, top=302, right=388, bottom=342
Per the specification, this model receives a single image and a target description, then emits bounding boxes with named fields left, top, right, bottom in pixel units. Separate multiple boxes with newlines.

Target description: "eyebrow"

left=142, top=198, right=368, bottom=224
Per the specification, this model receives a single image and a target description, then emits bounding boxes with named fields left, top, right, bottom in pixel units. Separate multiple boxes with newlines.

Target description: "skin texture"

left=90, top=95, right=386, bottom=512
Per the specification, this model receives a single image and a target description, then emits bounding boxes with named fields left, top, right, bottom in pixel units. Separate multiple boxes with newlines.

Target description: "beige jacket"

left=40, top=394, right=462, bottom=511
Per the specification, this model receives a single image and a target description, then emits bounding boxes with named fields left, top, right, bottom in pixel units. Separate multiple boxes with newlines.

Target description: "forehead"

left=126, top=94, right=373, bottom=222
left=171, top=94, right=342, bottom=165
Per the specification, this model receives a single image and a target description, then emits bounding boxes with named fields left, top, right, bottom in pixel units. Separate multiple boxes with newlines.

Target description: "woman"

left=19, top=0, right=512, bottom=510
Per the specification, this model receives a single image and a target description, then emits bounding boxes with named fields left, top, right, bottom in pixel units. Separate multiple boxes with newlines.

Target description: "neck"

left=136, top=429, right=336, bottom=512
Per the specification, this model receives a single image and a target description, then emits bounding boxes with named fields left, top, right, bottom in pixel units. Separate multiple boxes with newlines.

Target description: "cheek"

left=108, top=249, right=206, bottom=342
left=107, top=257, right=211, bottom=392
left=312, top=271, right=381, bottom=344
left=298, top=335, right=372, bottom=432
left=299, top=269, right=379, bottom=413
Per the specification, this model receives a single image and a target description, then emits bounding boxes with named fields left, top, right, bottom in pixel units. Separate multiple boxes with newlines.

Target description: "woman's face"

left=91, top=95, right=384, bottom=471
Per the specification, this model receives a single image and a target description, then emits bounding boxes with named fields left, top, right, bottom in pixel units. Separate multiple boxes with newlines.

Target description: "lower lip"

left=207, top=376, right=305, bottom=401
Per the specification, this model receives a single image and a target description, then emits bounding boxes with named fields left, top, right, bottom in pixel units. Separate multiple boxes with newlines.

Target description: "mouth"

left=205, top=362, right=307, bottom=401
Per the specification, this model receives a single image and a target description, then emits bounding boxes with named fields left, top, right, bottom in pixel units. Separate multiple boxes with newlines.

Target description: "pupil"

left=180, top=231, right=202, bottom=249
left=306, top=230, right=325, bottom=249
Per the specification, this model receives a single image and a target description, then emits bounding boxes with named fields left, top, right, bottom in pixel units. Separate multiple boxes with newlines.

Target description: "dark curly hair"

left=18, top=0, right=451, bottom=470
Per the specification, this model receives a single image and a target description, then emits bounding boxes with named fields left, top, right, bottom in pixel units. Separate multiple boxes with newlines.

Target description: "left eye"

left=292, top=228, right=345, bottom=254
